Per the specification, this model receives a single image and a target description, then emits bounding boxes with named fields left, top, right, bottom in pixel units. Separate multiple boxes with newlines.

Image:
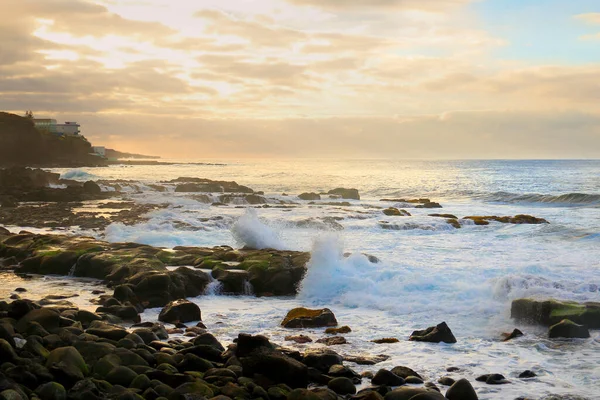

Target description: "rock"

left=371, top=338, right=399, bottom=344
left=285, top=335, right=313, bottom=344
left=383, top=208, right=410, bottom=217
left=328, top=364, right=361, bottom=381
left=0, top=338, right=18, bottom=362
left=409, top=322, right=456, bottom=344
left=86, top=320, right=128, bottom=341
left=415, top=202, right=442, bottom=209
left=429, top=214, right=458, bottom=219
left=0, top=389, right=26, bottom=400
left=192, top=332, right=225, bottom=352
left=511, top=298, right=600, bottom=328
left=390, top=366, right=422, bottom=379
left=476, top=373, right=509, bottom=385
left=35, top=382, right=67, bottom=400
left=383, top=388, right=440, bottom=400
left=325, top=326, right=351, bottom=334
left=15, top=308, right=61, bottom=334
left=501, top=328, right=524, bottom=341
left=303, top=348, right=344, bottom=372
left=519, top=370, right=537, bottom=378
left=548, top=319, right=590, bottom=339
left=46, top=346, right=88, bottom=384
left=298, top=193, right=321, bottom=201
left=282, top=308, right=338, bottom=328
left=328, top=377, right=356, bottom=395
left=465, top=215, right=548, bottom=225
left=169, top=381, right=214, bottom=399
left=344, top=354, right=389, bottom=365
left=445, top=378, right=478, bottom=400
left=316, top=336, right=347, bottom=346
left=105, top=366, right=138, bottom=387
left=437, top=376, right=454, bottom=386
left=404, top=376, right=423, bottom=384
left=235, top=333, right=308, bottom=388
left=327, top=188, right=360, bottom=200
left=83, top=181, right=101, bottom=195
left=372, top=369, right=405, bottom=386
left=158, top=299, right=201, bottom=324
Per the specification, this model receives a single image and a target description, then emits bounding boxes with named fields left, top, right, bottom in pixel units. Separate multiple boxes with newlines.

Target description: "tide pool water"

left=5, top=159, right=599, bottom=399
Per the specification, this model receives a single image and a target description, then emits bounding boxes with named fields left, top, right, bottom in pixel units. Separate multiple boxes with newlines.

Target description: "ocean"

left=4, top=159, right=600, bottom=399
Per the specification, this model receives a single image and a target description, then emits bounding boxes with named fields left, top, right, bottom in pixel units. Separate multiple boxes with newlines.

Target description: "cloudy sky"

left=1, top=0, right=599, bottom=158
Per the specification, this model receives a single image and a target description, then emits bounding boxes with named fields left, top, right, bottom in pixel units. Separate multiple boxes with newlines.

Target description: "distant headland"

left=0, top=111, right=160, bottom=167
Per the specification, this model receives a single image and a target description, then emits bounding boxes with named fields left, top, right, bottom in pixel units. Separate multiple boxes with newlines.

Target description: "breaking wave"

left=231, top=209, right=286, bottom=250
left=483, top=192, right=600, bottom=206
left=60, top=169, right=97, bottom=181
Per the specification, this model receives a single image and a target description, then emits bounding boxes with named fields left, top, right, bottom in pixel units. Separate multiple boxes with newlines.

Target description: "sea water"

left=5, top=159, right=600, bottom=399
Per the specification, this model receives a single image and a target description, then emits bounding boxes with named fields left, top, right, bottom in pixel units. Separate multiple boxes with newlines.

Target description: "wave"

left=231, top=209, right=287, bottom=250
left=483, top=192, right=600, bottom=206
left=60, top=169, right=97, bottom=181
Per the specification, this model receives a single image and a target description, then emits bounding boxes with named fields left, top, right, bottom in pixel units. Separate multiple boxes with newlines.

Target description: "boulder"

left=35, top=382, right=67, bottom=400
left=298, top=193, right=321, bottom=201
left=282, top=308, right=338, bottom=328
left=46, top=346, right=88, bottom=384
left=327, top=377, right=356, bottom=395
left=235, top=334, right=308, bottom=388
left=415, top=202, right=443, bottom=209
left=316, top=336, right=347, bottom=346
left=511, top=298, right=600, bottom=328
left=372, top=369, right=405, bottom=386
left=158, top=299, right=201, bottom=324
left=303, top=349, right=343, bottom=372
left=285, top=335, right=313, bottom=344
left=501, top=328, right=524, bottom=341
left=83, top=181, right=101, bottom=195
left=15, top=308, right=61, bottom=334
left=390, top=366, right=422, bottom=379
left=409, top=322, right=456, bottom=344
left=325, top=326, right=351, bottom=334
left=548, top=319, right=590, bottom=339
left=327, top=188, right=360, bottom=200
left=0, top=338, right=19, bottom=362
left=383, top=208, right=410, bottom=217
left=445, top=378, right=478, bottom=399
left=384, top=388, right=441, bottom=400
left=86, top=320, right=128, bottom=341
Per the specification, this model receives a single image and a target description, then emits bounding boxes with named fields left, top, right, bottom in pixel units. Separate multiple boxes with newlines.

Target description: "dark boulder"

left=511, top=298, right=600, bottom=328
left=328, top=377, right=356, bottom=395
left=86, top=320, right=128, bottom=341
left=501, top=328, right=524, bottom=341
left=158, top=299, right=201, bottom=324
left=389, top=366, right=422, bottom=379
left=235, top=333, right=308, bottom=388
left=282, top=308, right=338, bottom=328
left=409, top=322, right=456, bottom=344
left=372, top=369, right=405, bottom=386
left=303, top=349, right=343, bottom=373
left=298, top=193, right=321, bottom=201
left=83, top=181, right=101, bottom=195
left=327, top=188, right=360, bottom=200
left=548, top=319, right=590, bottom=339
left=445, top=378, right=478, bottom=400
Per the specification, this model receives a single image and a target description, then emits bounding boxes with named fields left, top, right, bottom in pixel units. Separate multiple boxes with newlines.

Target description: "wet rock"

left=83, top=181, right=101, bottom=195
left=404, top=376, right=423, bottom=384
left=372, top=369, right=405, bottom=386
left=371, top=338, right=399, bottom=344
left=437, top=376, right=455, bottom=386
left=235, top=333, right=308, bottom=388
left=316, top=336, right=347, bottom=346
left=303, top=348, right=344, bottom=372
left=428, top=214, right=458, bottom=219
left=415, top=202, right=442, bottom=209
left=325, top=326, right=351, bottom=335
left=548, top=319, right=590, bottom=339
left=344, top=354, right=389, bottom=365
left=519, top=370, right=537, bottom=378
left=511, top=298, right=600, bottom=328
left=298, top=193, right=321, bottom=201
left=282, top=308, right=338, bottom=328
left=384, top=387, right=441, bottom=400
left=390, top=366, right=422, bottom=379
left=15, top=308, right=61, bottom=334
left=35, top=382, right=67, bottom=400
left=328, top=377, right=357, bottom=395
left=409, top=322, right=456, bottom=344
left=192, top=332, right=225, bottom=352
left=383, top=208, right=411, bottom=217
left=0, top=338, right=19, bottom=362
left=476, top=373, right=509, bottom=385
left=212, top=269, right=251, bottom=294
left=502, top=328, right=524, bottom=341
left=46, top=346, right=88, bottom=384
left=328, top=188, right=360, bottom=200
left=285, top=335, right=313, bottom=344
left=86, top=320, right=128, bottom=341
left=445, top=378, right=478, bottom=400
left=158, top=299, right=201, bottom=324
left=465, top=215, right=548, bottom=225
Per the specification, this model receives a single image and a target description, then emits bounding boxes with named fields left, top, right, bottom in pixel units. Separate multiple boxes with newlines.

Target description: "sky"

left=0, top=0, right=599, bottom=159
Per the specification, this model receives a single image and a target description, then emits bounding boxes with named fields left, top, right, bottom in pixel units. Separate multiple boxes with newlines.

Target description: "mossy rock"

left=238, top=259, right=270, bottom=271
left=46, top=346, right=89, bottom=382
left=511, top=298, right=600, bottom=328
left=282, top=308, right=338, bottom=328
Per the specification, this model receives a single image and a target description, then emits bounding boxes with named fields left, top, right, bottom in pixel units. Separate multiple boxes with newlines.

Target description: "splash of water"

left=231, top=209, right=286, bottom=250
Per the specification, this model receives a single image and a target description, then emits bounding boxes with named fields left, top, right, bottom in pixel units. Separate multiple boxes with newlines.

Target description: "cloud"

left=285, top=0, right=473, bottom=12
left=574, top=13, right=600, bottom=25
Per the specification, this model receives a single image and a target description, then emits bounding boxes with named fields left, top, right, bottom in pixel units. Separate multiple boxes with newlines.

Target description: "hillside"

left=0, top=112, right=107, bottom=167
left=105, top=148, right=160, bottom=160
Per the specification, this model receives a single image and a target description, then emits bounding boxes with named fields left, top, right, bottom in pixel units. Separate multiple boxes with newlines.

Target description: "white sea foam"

left=231, top=209, right=286, bottom=250
left=60, top=169, right=97, bottom=181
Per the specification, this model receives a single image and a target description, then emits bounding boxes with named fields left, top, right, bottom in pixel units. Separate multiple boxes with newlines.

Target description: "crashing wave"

left=483, top=192, right=600, bottom=206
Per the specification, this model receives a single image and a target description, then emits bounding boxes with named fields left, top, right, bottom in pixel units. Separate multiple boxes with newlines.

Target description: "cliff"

left=0, top=112, right=107, bottom=167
